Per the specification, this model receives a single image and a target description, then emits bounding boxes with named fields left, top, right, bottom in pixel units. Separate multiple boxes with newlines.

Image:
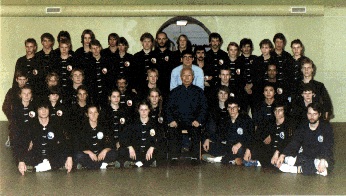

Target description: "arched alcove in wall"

left=157, top=16, right=211, bottom=51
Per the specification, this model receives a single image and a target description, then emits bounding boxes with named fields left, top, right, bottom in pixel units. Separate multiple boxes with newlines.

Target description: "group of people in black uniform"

left=2, top=29, right=334, bottom=176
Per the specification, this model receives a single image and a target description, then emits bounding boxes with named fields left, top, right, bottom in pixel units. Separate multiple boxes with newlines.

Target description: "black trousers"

left=167, top=124, right=201, bottom=159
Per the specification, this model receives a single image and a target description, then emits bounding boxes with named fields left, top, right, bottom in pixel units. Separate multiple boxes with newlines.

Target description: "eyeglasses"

left=227, top=106, right=238, bottom=110
left=182, top=56, right=193, bottom=59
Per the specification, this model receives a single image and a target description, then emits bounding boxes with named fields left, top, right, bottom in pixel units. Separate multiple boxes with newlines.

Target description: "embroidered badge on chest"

left=318, top=135, right=323, bottom=143
left=120, top=118, right=125, bottom=124
left=97, top=132, right=104, bottom=139
left=29, top=111, right=36, bottom=118
left=67, top=65, right=73, bottom=71
left=102, top=68, right=107, bottom=74
left=47, top=132, right=54, bottom=139
left=280, top=132, right=285, bottom=139
left=237, top=128, right=243, bottom=135
left=57, top=110, right=63, bottom=116
left=164, top=56, right=169, bottom=61
left=150, top=129, right=155, bottom=136
left=125, top=61, right=130, bottom=67
left=219, top=59, right=224, bottom=65
left=277, top=88, right=283, bottom=95
left=127, top=100, right=132, bottom=106
left=151, top=58, right=157, bottom=64
left=158, top=117, right=163, bottom=124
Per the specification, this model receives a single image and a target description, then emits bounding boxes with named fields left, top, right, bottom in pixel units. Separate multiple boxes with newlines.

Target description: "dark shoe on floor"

left=124, top=161, right=134, bottom=168
left=107, top=161, right=121, bottom=169
left=150, top=160, right=157, bottom=168
left=191, top=158, right=200, bottom=166
left=170, top=158, right=178, bottom=166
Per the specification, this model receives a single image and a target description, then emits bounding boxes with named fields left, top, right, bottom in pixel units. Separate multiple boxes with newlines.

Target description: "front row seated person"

left=17, top=102, right=73, bottom=175
left=275, top=102, right=334, bottom=176
left=123, top=101, right=158, bottom=168
left=166, top=67, right=207, bottom=165
left=203, top=98, right=254, bottom=165
left=247, top=101, right=294, bottom=167
left=75, top=105, right=118, bottom=169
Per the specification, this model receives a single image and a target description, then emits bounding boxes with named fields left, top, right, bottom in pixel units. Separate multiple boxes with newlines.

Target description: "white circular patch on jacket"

left=29, top=111, right=36, bottom=118
left=102, top=68, right=107, bottom=74
left=318, top=135, right=323, bottom=143
left=277, top=88, right=283, bottom=94
left=151, top=58, right=157, bottom=64
left=67, top=65, right=73, bottom=71
left=150, top=129, right=155, bottom=136
left=237, top=128, right=243, bottom=135
left=164, top=56, right=169, bottom=61
left=57, top=110, right=63, bottom=116
left=280, top=132, right=285, bottom=139
left=127, top=100, right=132, bottom=106
left=47, top=132, right=54, bottom=139
left=230, top=93, right=235, bottom=97
left=158, top=117, right=163, bottom=124
left=120, top=118, right=125, bottom=124
left=219, top=59, right=224, bottom=65
left=125, top=61, right=130, bottom=67
left=97, top=132, right=104, bottom=139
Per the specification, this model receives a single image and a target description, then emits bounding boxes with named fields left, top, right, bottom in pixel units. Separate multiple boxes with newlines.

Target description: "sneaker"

left=150, top=160, right=157, bottom=168
left=202, top=154, right=213, bottom=162
left=124, top=161, right=134, bottom=168
left=26, top=165, right=34, bottom=172
left=279, top=163, right=298, bottom=173
left=243, top=160, right=258, bottom=167
left=100, top=162, right=108, bottom=169
left=76, top=163, right=83, bottom=170
left=135, top=161, right=143, bottom=167
left=107, top=161, right=121, bottom=169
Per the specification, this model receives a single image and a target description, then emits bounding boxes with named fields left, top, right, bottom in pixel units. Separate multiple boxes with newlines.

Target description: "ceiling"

left=1, top=0, right=345, bottom=6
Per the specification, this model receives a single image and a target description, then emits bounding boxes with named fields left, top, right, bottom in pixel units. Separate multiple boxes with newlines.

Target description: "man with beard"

left=276, top=102, right=334, bottom=176
left=153, top=32, right=174, bottom=98
left=193, top=45, right=214, bottom=89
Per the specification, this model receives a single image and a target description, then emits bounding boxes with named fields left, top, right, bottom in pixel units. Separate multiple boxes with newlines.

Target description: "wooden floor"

left=0, top=121, right=346, bottom=195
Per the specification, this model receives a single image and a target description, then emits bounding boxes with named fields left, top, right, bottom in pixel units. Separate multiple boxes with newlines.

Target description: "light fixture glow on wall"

left=176, top=20, right=188, bottom=26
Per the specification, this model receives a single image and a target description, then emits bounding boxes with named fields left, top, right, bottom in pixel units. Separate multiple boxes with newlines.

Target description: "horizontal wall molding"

left=0, top=5, right=324, bottom=17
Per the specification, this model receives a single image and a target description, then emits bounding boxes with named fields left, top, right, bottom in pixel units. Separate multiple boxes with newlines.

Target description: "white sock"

left=279, top=163, right=297, bottom=173
left=284, top=156, right=297, bottom=166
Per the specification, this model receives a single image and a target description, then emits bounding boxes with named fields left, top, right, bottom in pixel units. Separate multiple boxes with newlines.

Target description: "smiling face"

left=228, top=45, right=239, bottom=59
left=180, top=68, right=194, bottom=87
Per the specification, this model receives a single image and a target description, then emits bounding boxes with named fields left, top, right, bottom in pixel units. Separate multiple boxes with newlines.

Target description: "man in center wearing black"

left=166, top=67, right=207, bottom=165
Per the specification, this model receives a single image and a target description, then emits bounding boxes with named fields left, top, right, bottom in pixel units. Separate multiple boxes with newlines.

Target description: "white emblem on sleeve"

left=150, top=129, right=155, bottom=136
left=318, top=135, right=323, bottom=143
left=97, top=132, right=104, bottom=139
left=237, top=128, right=243, bottom=135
